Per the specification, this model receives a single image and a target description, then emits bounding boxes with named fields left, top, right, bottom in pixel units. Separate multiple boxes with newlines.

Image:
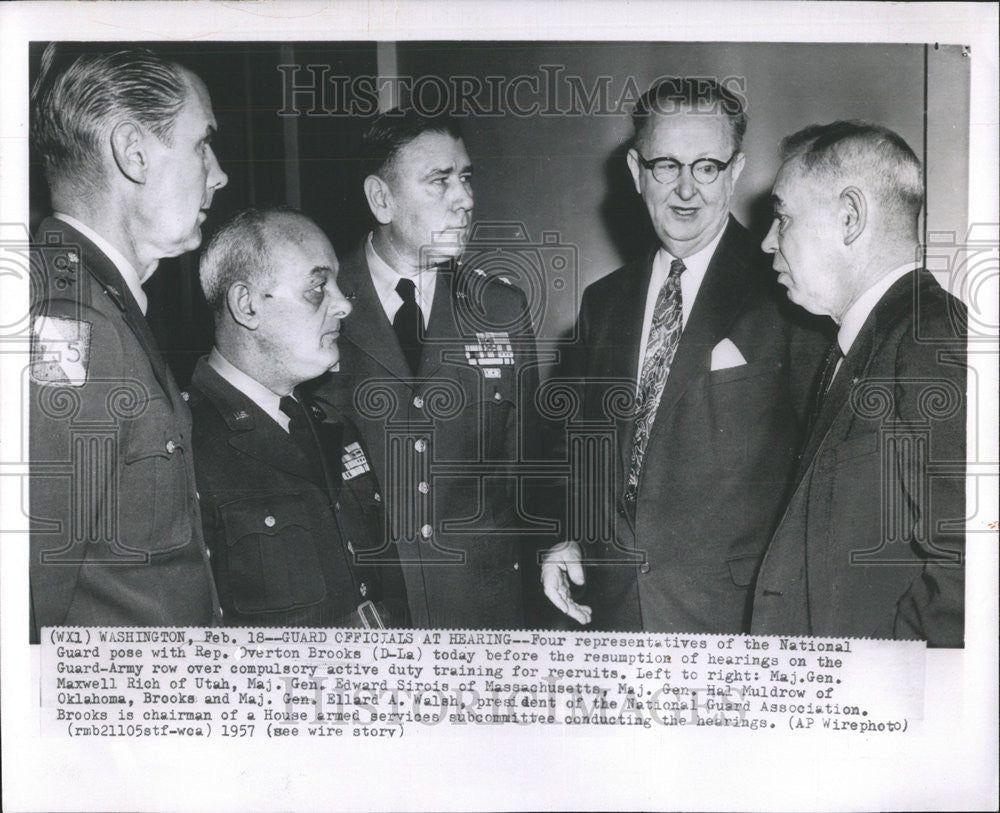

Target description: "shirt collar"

left=207, top=347, right=290, bottom=431
left=53, top=212, right=151, bottom=316
left=365, top=232, right=436, bottom=318
left=838, top=262, right=920, bottom=356
left=651, top=221, right=727, bottom=317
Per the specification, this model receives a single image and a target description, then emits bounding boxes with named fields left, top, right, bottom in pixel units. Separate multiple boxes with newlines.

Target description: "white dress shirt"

left=53, top=212, right=151, bottom=316
left=207, top=347, right=291, bottom=432
left=636, top=225, right=727, bottom=384
left=365, top=232, right=436, bottom=328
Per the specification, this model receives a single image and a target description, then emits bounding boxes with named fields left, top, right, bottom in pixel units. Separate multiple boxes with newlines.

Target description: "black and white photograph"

left=1, top=2, right=997, bottom=811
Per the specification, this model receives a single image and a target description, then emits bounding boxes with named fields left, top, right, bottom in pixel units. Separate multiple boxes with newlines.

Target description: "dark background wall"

left=30, top=41, right=969, bottom=386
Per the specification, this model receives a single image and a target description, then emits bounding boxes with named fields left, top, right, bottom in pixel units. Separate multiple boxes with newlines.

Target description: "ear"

left=840, top=186, right=867, bottom=246
left=363, top=174, right=393, bottom=226
left=730, top=152, right=747, bottom=185
left=110, top=121, right=148, bottom=184
left=626, top=148, right=643, bottom=194
left=226, top=281, right=259, bottom=330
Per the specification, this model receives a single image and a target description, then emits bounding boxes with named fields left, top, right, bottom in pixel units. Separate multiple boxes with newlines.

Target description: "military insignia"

left=465, top=331, right=514, bottom=367
left=483, top=368, right=501, bottom=379
left=342, top=442, right=371, bottom=480
left=232, top=409, right=250, bottom=422
left=29, top=316, right=91, bottom=387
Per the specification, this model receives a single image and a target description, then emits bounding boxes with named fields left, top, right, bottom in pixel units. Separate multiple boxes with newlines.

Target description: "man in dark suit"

left=28, top=47, right=228, bottom=640
left=542, top=78, right=824, bottom=633
left=310, top=109, right=545, bottom=628
left=751, top=121, right=966, bottom=646
left=187, top=208, right=408, bottom=627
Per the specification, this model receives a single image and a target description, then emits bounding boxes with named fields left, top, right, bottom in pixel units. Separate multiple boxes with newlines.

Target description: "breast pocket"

left=479, top=387, right=516, bottom=460
left=217, top=492, right=327, bottom=614
left=121, top=400, right=191, bottom=554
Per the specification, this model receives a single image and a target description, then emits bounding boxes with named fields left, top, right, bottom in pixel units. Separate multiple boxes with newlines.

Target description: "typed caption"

left=42, top=628, right=925, bottom=739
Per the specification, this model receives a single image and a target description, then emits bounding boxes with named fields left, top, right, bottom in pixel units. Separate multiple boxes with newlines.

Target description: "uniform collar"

left=365, top=231, right=437, bottom=324
left=207, top=347, right=290, bottom=431
left=52, top=212, right=151, bottom=316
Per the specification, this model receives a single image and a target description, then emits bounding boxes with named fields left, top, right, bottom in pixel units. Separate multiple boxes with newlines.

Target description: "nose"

left=761, top=219, right=779, bottom=255
left=328, top=280, right=353, bottom=320
left=674, top=165, right=697, bottom=200
left=451, top=176, right=474, bottom=212
left=207, top=147, right=228, bottom=192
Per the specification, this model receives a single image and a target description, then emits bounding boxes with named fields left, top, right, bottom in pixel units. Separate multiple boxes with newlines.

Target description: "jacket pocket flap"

left=726, top=553, right=762, bottom=587
left=219, top=492, right=311, bottom=544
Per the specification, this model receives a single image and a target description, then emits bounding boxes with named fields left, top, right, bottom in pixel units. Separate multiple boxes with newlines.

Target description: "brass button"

left=513, top=562, right=520, bottom=571
left=639, top=562, right=650, bottom=574
left=414, top=439, right=427, bottom=453
left=373, top=493, right=381, bottom=503
left=264, top=515, right=276, bottom=528
left=165, top=440, right=176, bottom=454
left=493, top=391, right=502, bottom=401
left=417, top=481, right=430, bottom=494
left=420, top=524, right=433, bottom=539
left=181, top=391, right=190, bottom=402
left=334, top=501, right=341, bottom=512
left=359, top=582, right=368, bottom=597
left=413, top=395, right=424, bottom=409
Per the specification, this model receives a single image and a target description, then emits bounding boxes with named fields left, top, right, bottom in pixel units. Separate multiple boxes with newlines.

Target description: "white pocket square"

left=710, top=338, right=747, bottom=371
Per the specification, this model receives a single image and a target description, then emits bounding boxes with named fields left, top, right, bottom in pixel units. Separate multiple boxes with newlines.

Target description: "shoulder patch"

left=30, top=315, right=91, bottom=387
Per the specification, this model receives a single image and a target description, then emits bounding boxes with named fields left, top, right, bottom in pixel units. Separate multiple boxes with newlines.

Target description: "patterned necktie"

left=393, top=278, right=422, bottom=374
left=806, top=340, right=845, bottom=434
left=624, top=258, right=685, bottom=504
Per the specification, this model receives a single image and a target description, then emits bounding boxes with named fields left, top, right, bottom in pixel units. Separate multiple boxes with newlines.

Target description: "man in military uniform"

left=188, top=207, right=409, bottom=627
left=28, top=47, right=228, bottom=640
left=311, top=109, right=546, bottom=629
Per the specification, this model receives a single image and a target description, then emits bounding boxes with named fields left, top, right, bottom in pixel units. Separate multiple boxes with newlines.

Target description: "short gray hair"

left=199, top=206, right=312, bottom=313
left=31, top=45, right=189, bottom=187
left=781, top=120, right=923, bottom=226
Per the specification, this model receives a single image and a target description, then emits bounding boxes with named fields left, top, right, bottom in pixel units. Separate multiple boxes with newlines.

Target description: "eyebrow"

left=423, top=163, right=473, bottom=179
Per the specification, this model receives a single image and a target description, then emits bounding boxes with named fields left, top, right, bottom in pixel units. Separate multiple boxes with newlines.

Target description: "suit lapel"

left=339, top=245, right=413, bottom=382
left=650, top=220, right=753, bottom=434
left=792, top=271, right=917, bottom=487
left=42, top=217, right=177, bottom=405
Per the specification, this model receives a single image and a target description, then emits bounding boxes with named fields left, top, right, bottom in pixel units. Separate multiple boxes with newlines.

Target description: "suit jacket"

left=29, top=217, right=220, bottom=641
left=187, top=359, right=409, bottom=627
left=566, top=217, right=826, bottom=633
left=751, top=270, right=966, bottom=646
left=310, top=241, right=547, bottom=628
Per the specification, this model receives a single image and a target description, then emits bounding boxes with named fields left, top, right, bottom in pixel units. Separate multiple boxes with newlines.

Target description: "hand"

left=540, top=540, right=592, bottom=625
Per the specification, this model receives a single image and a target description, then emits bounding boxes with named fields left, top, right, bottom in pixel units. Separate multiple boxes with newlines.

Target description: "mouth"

left=669, top=205, right=700, bottom=219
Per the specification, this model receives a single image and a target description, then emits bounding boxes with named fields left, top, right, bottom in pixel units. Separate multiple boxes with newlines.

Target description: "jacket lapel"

left=41, top=217, right=177, bottom=405
left=192, top=360, right=317, bottom=485
left=649, top=219, right=753, bottom=435
left=419, top=265, right=461, bottom=379
left=339, top=244, right=413, bottom=383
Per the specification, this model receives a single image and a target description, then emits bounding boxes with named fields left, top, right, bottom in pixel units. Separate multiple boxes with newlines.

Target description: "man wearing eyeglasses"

left=542, top=78, right=825, bottom=633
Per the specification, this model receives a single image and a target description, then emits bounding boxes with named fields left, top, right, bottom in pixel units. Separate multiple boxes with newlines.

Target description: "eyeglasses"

left=634, top=151, right=738, bottom=185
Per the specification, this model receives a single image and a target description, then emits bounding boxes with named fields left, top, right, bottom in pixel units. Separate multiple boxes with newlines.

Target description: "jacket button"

left=264, top=515, right=276, bottom=527
left=414, top=439, right=427, bottom=453
left=359, top=582, right=368, bottom=597
left=417, top=481, right=430, bottom=494
left=639, top=562, right=650, bottom=574
left=413, top=395, right=424, bottom=409
left=373, top=493, right=381, bottom=502
left=334, top=501, right=341, bottom=512
left=205, top=547, right=211, bottom=560
left=347, top=540, right=355, bottom=555
left=181, top=391, right=190, bottom=402
left=420, top=524, right=433, bottom=539
left=165, top=440, right=176, bottom=454
left=513, top=562, right=519, bottom=571
left=493, top=391, right=502, bottom=401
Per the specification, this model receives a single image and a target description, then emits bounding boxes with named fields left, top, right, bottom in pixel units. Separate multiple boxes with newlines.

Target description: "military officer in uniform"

left=188, top=207, right=409, bottom=627
left=28, top=47, right=228, bottom=640
left=310, top=109, right=546, bottom=629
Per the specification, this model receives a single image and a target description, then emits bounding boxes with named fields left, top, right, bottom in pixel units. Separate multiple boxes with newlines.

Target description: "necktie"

left=280, top=394, right=325, bottom=482
left=393, top=278, right=422, bottom=375
left=624, top=258, right=685, bottom=504
left=806, top=340, right=845, bottom=434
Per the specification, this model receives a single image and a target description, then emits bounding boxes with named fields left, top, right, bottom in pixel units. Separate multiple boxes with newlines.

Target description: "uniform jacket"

left=188, top=359, right=410, bottom=627
left=567, top=218, right=826, bottom=633
left=310, top=241, right=547, bottom=628
left=29, top=217, right=220, bottom=642
left=751, top=270, right=966, bottom=646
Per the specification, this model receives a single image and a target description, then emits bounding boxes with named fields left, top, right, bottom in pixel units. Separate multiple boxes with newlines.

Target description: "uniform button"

left=639, top=562, right=650, bottom=574
left=493, top=391, right=502, bottom=401
left=181, top=391, right=190, bottom=402
left=205, top=548, right=212, bottom=560
left=334, top=501, right=341, bottom=512
left=414, top=439, right=427, bottom=453
left=373, top=493, right=381, bottom=503
left=420, top=524, right=433, bottom=539
left=165, top=440, right=176, bottom=454
left=347, top=540, right=355, bottom=555
left=218, top=608, right=224, bottom=618
left=359, top=582, right=368, bottom=597
left=417, top=481, right=430, bottom=494
left=412, top=395, right=424, bottom=409
left=196, top=491, right=200, bottom=500
left=513, top=562, right=519, bottom=571
left=264, top=515, right=276, bottom=528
